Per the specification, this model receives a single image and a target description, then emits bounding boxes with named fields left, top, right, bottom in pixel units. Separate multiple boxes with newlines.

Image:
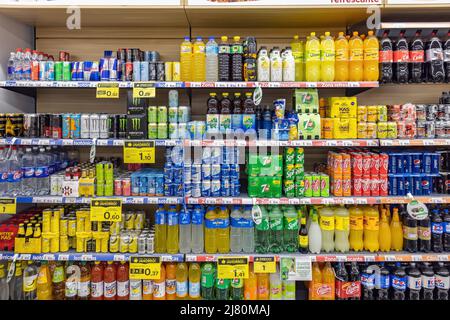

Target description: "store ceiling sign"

left=187, top=0, right=383, bottom=6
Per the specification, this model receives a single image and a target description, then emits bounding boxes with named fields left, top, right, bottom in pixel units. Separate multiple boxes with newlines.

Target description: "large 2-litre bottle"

left=305, top=32, right=321, bottom=82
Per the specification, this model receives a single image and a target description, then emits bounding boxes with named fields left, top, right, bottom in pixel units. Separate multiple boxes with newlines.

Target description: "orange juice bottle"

left=321, top=262, right=335, bottom=300
left=349, top=31, right=364, bottom=81
left=390, top=207, right=403, bottom=251
left=309, top=262, right=322, bottom=300
left=335, top=32, right=349, bottom=81
left=37, top=261, right=52, bottom=300
left=153, top=264, right=166, bottom=300
left=363, top=205, right=380, bottom=252
left=349, top=206, right=364, bottom=251
left=142, top=280, right=153, bottom=300
left=379, top=208, right=391, bottom=252
left=256, top=273, right=269, bottom=300
left=244, top=265, right=257, bottom=300
left=165, top=263, right=177, bottom=300
left=363, top=30, right=379, bottom=81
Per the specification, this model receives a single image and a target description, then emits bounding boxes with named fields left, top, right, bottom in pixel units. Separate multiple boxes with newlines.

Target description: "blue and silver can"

left=201, top=180, right=211, bottom=197
left=211, top=164, right=221, bottom=180
left=191, top=164, right=201, bottom=182
left=211, top=179, right=221, bottom=197
left=192, top=182, right=201, bottom=198
left=201, top=164, right=211, bottom=180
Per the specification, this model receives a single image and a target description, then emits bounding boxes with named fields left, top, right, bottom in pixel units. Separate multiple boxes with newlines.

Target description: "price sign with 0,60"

left=90, top=199, right=122, bottom=222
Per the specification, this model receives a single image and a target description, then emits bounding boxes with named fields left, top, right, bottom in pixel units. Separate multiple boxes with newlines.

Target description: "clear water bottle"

left=179, top=207, right=192, bottom=253
left=21, top=147, right=36, bottom=196
left=7, top=147, right=23, bottom=196
left=206, top=37, right=219, bottom=82
left=191, top=205, right=204, bottom=254
left=14, top=48, right=23, bottom=81
left=242, top=205, right=255, bottom=253
left=35, top=147, right=50, bottom=195
left=45, top=146, right=57, bottom=175
left=7, top=52, right=15, bottom=80
left=51, top=146, right=62, bottom=172
left=230, top=205, right=243, bottom=252
left=58, top=147, right=69, bottom=170
left=0, top=147, right=7, bottom=196
left=22, top=48, right=32, bottom=81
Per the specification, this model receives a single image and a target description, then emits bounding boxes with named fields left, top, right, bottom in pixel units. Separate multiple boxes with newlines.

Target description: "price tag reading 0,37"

left=129, top=257, right=161, bottom=280
left=217, top=257, right=249, bottom=279
left=123, top=141, right=155, bottom=164
left=0, top=198, right=16, bottom=214
left=90, top=199, right=122, bottom=222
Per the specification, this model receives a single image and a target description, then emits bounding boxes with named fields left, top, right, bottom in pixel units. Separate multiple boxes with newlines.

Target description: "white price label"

left=399, top=140, right=410, bottom=146
left=59, top=254, right=69, bottom=261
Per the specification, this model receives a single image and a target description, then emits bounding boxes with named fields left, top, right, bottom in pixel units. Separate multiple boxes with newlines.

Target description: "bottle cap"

left=353, top=31, right=358, bottom=36
left=233, top=36, right=240, bottom=41
left=293, top=35, right=299, bottom=40
left=184, top=36, right=190, bottom=41
left=221, top=36, right=228, bottom=41
left=310, top=32, right=316, bottom=36
left=325, top=31, right=330, bottom=36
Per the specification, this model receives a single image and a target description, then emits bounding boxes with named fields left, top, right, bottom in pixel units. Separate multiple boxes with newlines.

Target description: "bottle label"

left=306, top=50, right=320, bottom=62
left=242, top=114, right=256, bottom=131
left=65, top=280, right=78, bottom=298
left=298, top=234, right=308, bottom=247
left=379, top=274, right=390, bottom=289
left=205, top=218, right=230, bottom=229
left=364, top=48, right=379, bottom=61
left=407, top=276, right=422, bottom=290
left=8, top=170, right=23, bottom=182
left=0, top=172, right=7, bottom=183
left=35, top=166, right=49, bottom=178
left=444, top=221, right=450, bottom=234
left=176, top=280, right=188, bottom=297
left=335, top=48, right=348, bottom=61
left=361, top=272, right=375, bottom=289
left=284, top=217, right=299, bottom=231
left=321, top=50, right=335, bottom=62
left=194, top=45, right=205, bottom=54
left=189, top=282, right=200, bottom=298
left=418, top=226, right=431, bottom=240
left=78, top=280, right=90, bottom=297
left=104, top=281, right=117, bottom=298
left=52, top=267, right=65, bottom=283
left=232, top=114, right=242, bottom=130
left=166, top=279, right=176, bottom=295
left=22, top=166, right=35, bottom=179
left=201, top=273, right=214, bottom=288
left=91, top=281, right=103, bottom=298
left=335, top=216, right=350, bottom=231
left=409, top=50, right=424, bottom=62
left=231, top=45, right=243, bottom=54
left=255, top=217, right=269, bottom=231
left=219, top=114, right=232, bottom=132
left=336, top=281, right=361, bottom=299
left=117, top=280, right=130, bottom=297
left=391, top=276, right=407, bottom=290
left=153, top=282, right=166, bottom=298
left=219, top=45, right=230, bottom=54
left=426, top=48, right=444, bottom=62
left=206, top=114, right=220, bottom=131
left=23, top=274, right=37, bottom=292
left=404, top=226, right=418, bottom=240
left=350, top=216, right=363, bottom=231
left=231, top=217, right=254, bottom=228
left=314, top=284, right=332, bottom=299
left=192, top=211, right=203, bottom=225
left=155, top=211, right=165, bottom=225
left=364, top=216, right=379, bottom=231
left=445, top=49, right=450, bottom=62
left=435, top=275, right=450, bottom=290
left=179, top=211, right=191, bottom=225
left=422, top=275, right=435, bottom=289
left=349, top=49, right=363, bottom=61
left=393, top=50, right=409, bottom=63
left=167, top=212, right=178, bottom=226
left=319, top=216, right=334, bottom=231
left=206, top=45, right=218, bottom=55
left=270, top=217, right=283, bottom=231
left=143, top=280, right=154, bottom=295
left=432, top=222, right=444, bottom=235
left=216, top=278, right=230, bottom=290
left=130, top=279, right=142, bottom=298
left=181, top=45, right=191, bottom=54
left=379, top=50, right=393, bottom=63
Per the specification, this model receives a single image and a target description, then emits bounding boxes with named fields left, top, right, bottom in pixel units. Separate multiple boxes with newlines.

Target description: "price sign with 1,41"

left=217, top=257, right=249, bottom=279
left=90, top=199, right=122, bottom=222
left=123, top=141, right=155, bottom=164
left=129, top=256, right=161, bottom=280
left=133, top=82, right=156, bottom=98
left=0, top=198, right=16, bottom=214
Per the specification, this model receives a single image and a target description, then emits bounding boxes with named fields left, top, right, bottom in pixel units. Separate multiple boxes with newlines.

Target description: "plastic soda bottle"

left=309, top=262, right=322, bottom=300
left=78, top=262, right=90, bottom=300
left=201, top=263, right=216, bottom=300
left=166, top=205, right=179, bottom=254
left=230, top=278, right=244, bottom=300
left=269, top=207, right=284, bottom=253
left=255, top=206, right=270, bottom=254
left=291, top=35, right=305, bottom=81
left=283, top=206, right=299, bottom=252
left=180, top=37, right=192, bottom=81
left=269, top=267, right=282, bottom=300
left=230, top=205, right=243, bottom=253
left=322, top=262, right=335, bottom=300
left=242, top=205, right=255, bottom=253
left=37, top=262, right=52, bottom=300
left=218, top=36, right=231, bottom=81
left=188, top=263, right=201, bottom=300
left=379, top=209, right=391, bottom=252
left=65, top=262, right=78, bottom=300
left=191, top=205, right=204, bottom=254
left=334, top=206, right=350, bottom=253
left=215, top=278, right=230, bottom=300
left=165, top=263, right=177, bottom=300
left=363, top=206, right=380, bottom=252
left=192, top=37, right=206, bottom=81
left=179, top=207, right=192, bottom=253
left=142, top=280, right=153, bottom=300
left=103, top=261, right=116, bottom=301
left=23, top=261, right=38, bottom=300
left=52, top=262, right=65, bottom=300
left=129, top=278, right=142, bottom=301
left=244, top=265, right=257, bottom=300
left=305, top=32, right=321, bottom=82
left=204, top=206, right=217, bottom=254
left=363, top=30, right=379, bottom=81
left=176, top=263, right=188, bottom=300
left=153, top=264, right=166, bottom=300
left=308, top=208, right=322, bottom=254
left=154, top=205, right=167, bottom=253
left=117, top=262, right=129, bottom=300
left=206, top=37, right=219, bottom=82
left=282, top=280, right=296, bottom=300
left=320, top=31, right=335, bottom=81
left=349, top=31, right=364, bottom=81
left=257, top=273, right=269, bottom=300
left=319, top=206, right=335, bottom=252
left=216, top=206, right=230, bottom=253
left=90, top=262, right=103, bottom=300
left=349, top=206, right=364, bottom=251
left=335, top=32, right=349, bottom=81
left=390, top=208, right=403, bottom=251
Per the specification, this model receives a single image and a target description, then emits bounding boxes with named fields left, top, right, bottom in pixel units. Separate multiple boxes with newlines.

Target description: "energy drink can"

left=165, top=62, right=173, bottom=81
left=47, top=61, right=55, bottom=80
left=54, top=61, right=63, bottom=81
left=23, top=114, right=39, bottom=138
left=311, top=173, right=321, bottom=197
left=51, top=114, right=62, bottom=139
left=157, top=106, right=167, bottom=123
left=156, top=62, right=165, bottom=81
left=109, top=235, right=119, bottom=253
left=71, top=113, right=81, bottom=139
left=89, top=114, right=100, bottom=139
left=62, top=61, right=71, bottom=81
left=320, top=174, right=330, bottom=197
left=157, top=123, right=167, bottom=139
left=118, top=114, right=127, bottom=139
left=99, top=114, right=109, bottom=139
left=172, top=62, right=181, bottom=81
left=178, top=106, right=190, bottom=123
left=304, top=173, right=312, bottom=197
left=168, top=106, right=178, bottom=123
left=148, top=123, right=158, bottom=139
left=80, top=114, right=90, bottom=139
left=107, top=114, right=118, bottom=138
left=146, top=234, right=154, bottom=254
left=168, top=123, right=178, bottom=139
left=39, top=61, right=47, bottom=80
left=140, top=61, right=149, bottom=81
left=62, top=114, right=71, bottom=139
left=149, top=62, right=157, bottom=81
left=148, top=106, right=158, bottom=123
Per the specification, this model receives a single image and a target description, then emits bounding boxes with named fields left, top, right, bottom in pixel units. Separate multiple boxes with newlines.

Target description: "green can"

left=320, top=173, right=330, bottom=197
left=62, top=62, right=71, bottom=81
left=148, top=123, right=158, bottom=139
left=168, top=107, right=178, bottom=123
left=157, top=106, right=167, bottom=123
left=284, top=164, right=296, bottom=180
left=284, top=147, right=295, bottom=166
left=96, top=183, right=105, bottom=197
left=294, top=163, right=304, bottom=178
left=295, top=178, right=305, bottom=197
left=303, top=173, right=312, bottom=197
left=104, top=162, right=114, bottom=181
left=157, top=123, right=168, bottom=139
left=148, top=106, right=157, bottom=123
left=284, top=180, right=295, bottom=198
left=312, top=173, right=321, bottom=197
left=54, top=62, right=63, bottom=81
left=295, top=147, right=304, bottom=164
left=104, top=182, right=114, bottom=196
left=95, top=163, right=104, bottom=182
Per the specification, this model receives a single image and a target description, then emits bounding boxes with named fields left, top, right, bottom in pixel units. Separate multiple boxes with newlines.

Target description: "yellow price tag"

left=123, top=141, right=155, bottom=164
left=217, top=257, right=249, bottom=279
left=90, top=199, right=122, bottom=222
left=133, top=82, right=156, bottom=98
left=0, top=198, right=16, bottom=214
left=253, top=256, right=276, bottom=273
left=129, top=256, right=161, bottom=280
left=96, top=83, right=119, bottom=99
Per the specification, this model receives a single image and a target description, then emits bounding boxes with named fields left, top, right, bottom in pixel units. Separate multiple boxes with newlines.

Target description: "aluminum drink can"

left=99, top=114, right=109, bottom=139
left=80, top=114, right=90, bottom=138
left=89, top=114, right=100, bottom=139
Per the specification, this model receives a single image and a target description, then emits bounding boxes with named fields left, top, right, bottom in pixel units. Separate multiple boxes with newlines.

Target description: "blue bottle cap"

left=184, top=36, right=190, bottom=41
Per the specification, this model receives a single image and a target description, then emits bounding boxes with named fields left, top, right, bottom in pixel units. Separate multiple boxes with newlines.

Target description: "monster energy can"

left=99, top=114, right=109, bottom=139
left=107, top=114, right=118, bottom=138
left=80, top=114, right=90, bottom=139
left=118, top=114, right=127, bottom=139
left=148, top=123, right=158, bottom=139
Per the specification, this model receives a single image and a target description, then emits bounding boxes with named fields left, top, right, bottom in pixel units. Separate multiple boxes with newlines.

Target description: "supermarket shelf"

left=0, top=251, right=184, bottom=262
left=0, top=138, right=181, bottom=147
left=379, top=139, right=450, bottom=146
left=15, top=196, right=182, bottom=205
left=0, top=80, right=379, bottom=89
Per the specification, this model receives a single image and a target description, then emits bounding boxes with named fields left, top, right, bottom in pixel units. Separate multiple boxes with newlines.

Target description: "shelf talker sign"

left=217, top=257, right=249, bottom=279
left=123, top=141, right=155, bottom=163
left=133, top=82, right=156, bottom=98
left=90, top=199, right=122, bottom=222
left=0, top=198, right=16, bottom=214
left=253, top=256, right=276, bottom=273
left=129, top=256, right=161, bottom=280
left=96, top=83, right=119, bottom=98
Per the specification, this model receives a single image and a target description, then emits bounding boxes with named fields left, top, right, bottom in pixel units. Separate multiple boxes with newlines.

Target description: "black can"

left=5, top=113, right=23, bottom=137
left=118, top=114, right=127, bottom=139
left=0, top=113, right=5, bottom=137
left=156, top=62, right=165, bottom=81
left=50, top=114, right=62, bottom=139
left=23, top=114, right=39, bottom=138
left=426, top=104, right=438, bottom=121
left=149, top=62, right=157, bottom=81
left=126, top=48, right=133, bottom=62
left=107, top=114, right=118, bottom=138
left=117, top=48, right=126, bottom=61
left=39, top=113, right=50, bottom=137
left=434, top=175, right=445, bottom=194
